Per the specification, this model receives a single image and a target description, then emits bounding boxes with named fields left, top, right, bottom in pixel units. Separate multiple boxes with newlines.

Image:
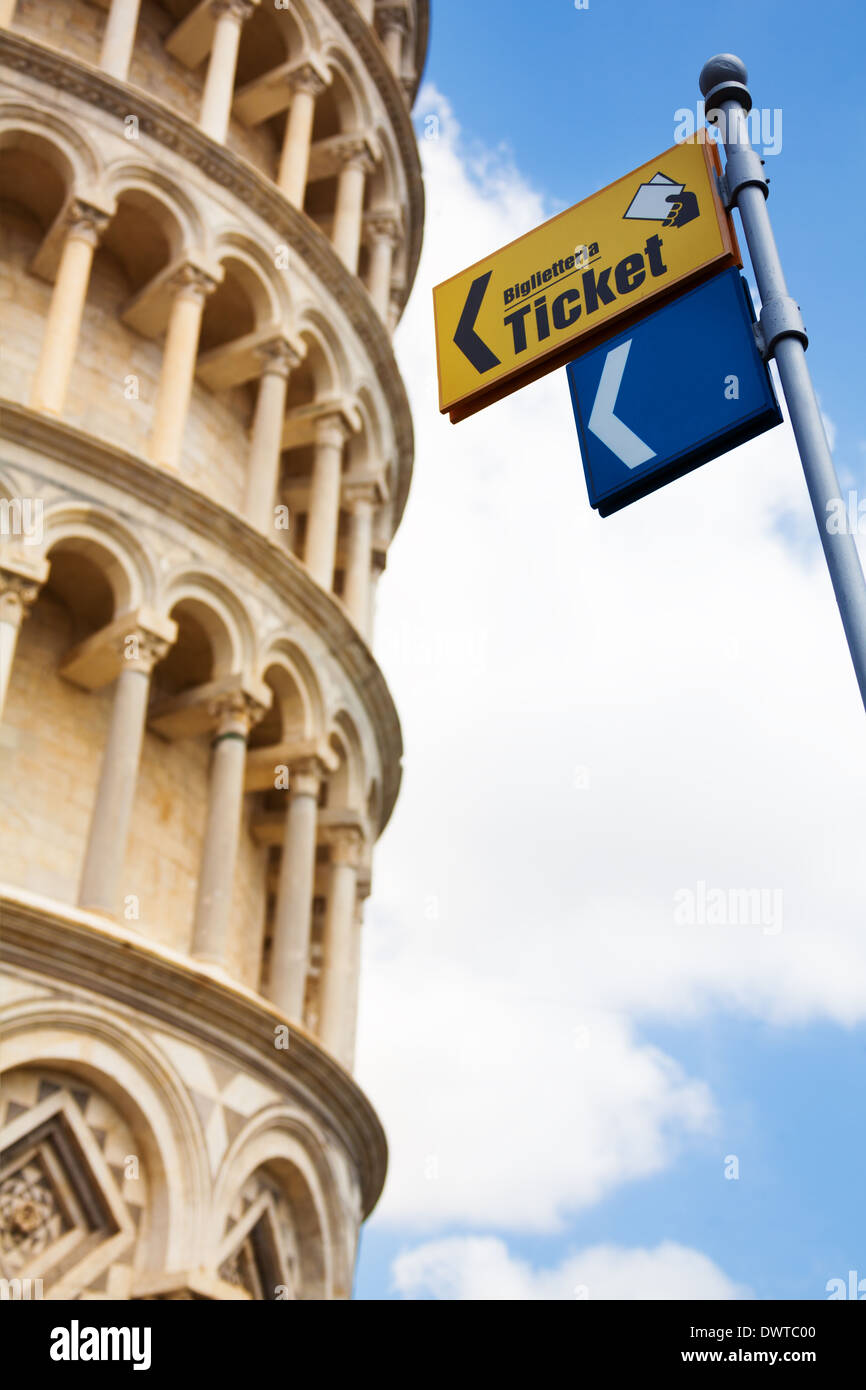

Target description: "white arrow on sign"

left=588, top=340, right=656, bottom=469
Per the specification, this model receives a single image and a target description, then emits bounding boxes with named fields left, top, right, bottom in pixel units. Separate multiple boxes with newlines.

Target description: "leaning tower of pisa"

left=0, top=0, right=425, bottom=1300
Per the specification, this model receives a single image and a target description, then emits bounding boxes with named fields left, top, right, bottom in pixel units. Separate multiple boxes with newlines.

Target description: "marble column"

left=244, top=338, right=300, bottom=533
left=304, top=414, right=349, bottom=589
left=342, top=482, right=376, bottom=633
left=388, top=285, right=404, bottom=334
left=378, top=6, right=408, bottom=77
left=0, top=1, right=18, bottom=27
left=367, top=547, right=387, bottom=642
left=192, top=691, right=265, bottom=965
left=0, top=563, right=47, bottom=722
left=343, top=879, right=369, bottom=1072
left=78, top=623, right=175, bottom=915
left=30, top=201, right=111, bottom=416
left=318, top=825, right=364, bottom=1062
left=268, top=757, right=324, bottom=1019
left=99, top=0, right=143, bottom=81
left=364, top=211, right=400, bottom=319
left=149, top=264, right=218, bottom=470
left=277, top=65, right=327, bottom=208
left=332, top=141, right=375, bottom=274
left=199, top=0, right=256, bottom=144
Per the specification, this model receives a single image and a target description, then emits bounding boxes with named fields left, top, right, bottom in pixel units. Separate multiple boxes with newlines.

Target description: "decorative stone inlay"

left=218, top=1170, right=299, bottom=1300
left=0, top=1070, right=146, bottom=1293
left=0, top=1161, right=68, bottom=1265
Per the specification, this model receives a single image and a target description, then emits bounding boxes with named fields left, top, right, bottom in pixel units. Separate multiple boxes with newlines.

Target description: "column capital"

left=114, top=624, right=175, bottom=676
left=318, top=809, right=366, bottom=864
left=335, top=134, right=378, bottom=176
left=210, top=687, right=269, bottom=738
left=315, top=410, right=353, bottom=450
left=285, top=57, right=329, bottom=99
left=363, top=207, right=402, bottom=246
left=210, top=0, right=257, bottom=21
left=255, top=334, right=304, bottom=379
left=290, top=755, right=328, bottom=798
left=60, top=607, right=177, bottom=690
left=377, top=4, right=410, bottom=35
left=0, top=558, right=49, bottom=625
left=64, top=196, right=114, bottom=247
left=167, top=261, right=222, bottom=305
left=343, top=476, right=383, bottom=510
left=244, top=735, right=338, bottom=793
left=327, top=825, right=365, bottom=868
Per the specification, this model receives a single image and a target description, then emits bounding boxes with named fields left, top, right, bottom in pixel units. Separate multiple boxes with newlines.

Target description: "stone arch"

left=290, top=306, right=352, bottom=403
left=326, top=709, right=366, bottom=811
left=0, top=104, right=100, bottom=205
left=234, top=2, right=293, bottom=92
left=212, top=1105, right=347, bottom=1298
left=210, top=230, right=290, bottom=328
left=366, top=123, right=404, bottom=212
left=366, top=775, right=382, bottom=830
left=40, top=503, right=156, bottom=619
left=103, top=161, right=204, bottom=263
left=346, top=384, right=384, bottom=474
left=155, top=570, right=255, bottom=692
left=253, top=637, right=326, bottom=746
left=319, top=45, right=373, bottom=134
left=0, top=1000, right=210, bottom=1276
left=275, top=0, right=321, bottom=54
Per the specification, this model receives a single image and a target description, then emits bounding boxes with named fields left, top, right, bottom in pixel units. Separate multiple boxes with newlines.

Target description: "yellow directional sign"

left=434, top=140, right=740, bottom=422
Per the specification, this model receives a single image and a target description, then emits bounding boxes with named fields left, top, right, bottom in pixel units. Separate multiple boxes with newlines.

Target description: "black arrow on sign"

left=453, top=271, right=501, bottom=373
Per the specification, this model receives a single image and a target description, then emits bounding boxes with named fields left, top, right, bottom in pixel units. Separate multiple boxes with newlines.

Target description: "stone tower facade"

left=0, top=0, right=426, bottom=1300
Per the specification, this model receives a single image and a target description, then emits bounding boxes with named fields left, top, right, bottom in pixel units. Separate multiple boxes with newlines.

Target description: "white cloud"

left=354, top=85, right=866, bottom=1234
left=391, top=1236, right=750, bottom=1301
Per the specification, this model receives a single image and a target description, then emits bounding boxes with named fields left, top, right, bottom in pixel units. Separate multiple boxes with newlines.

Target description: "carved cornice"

left=0, top=31, right=415, bottom=533
left=0, top=888, right=388, bottom=1218
left=0, top=400, right=404, bottom=833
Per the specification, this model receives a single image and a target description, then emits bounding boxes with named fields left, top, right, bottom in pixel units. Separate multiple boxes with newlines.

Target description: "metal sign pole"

left=700, top=54, right=866, bottom=712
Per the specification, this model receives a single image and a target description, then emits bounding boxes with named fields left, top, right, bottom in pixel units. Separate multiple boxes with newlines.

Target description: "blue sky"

left=419, top=0, right=866, bottom=484
left=353, top=0, right=866, bottom=1301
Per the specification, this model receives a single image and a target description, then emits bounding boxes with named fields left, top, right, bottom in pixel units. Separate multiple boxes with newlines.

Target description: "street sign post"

left=567, top=268, right=782, bottom=515
left=697, top=54, right=866, bottom=711
left=433, top=139, right=740, bottom=422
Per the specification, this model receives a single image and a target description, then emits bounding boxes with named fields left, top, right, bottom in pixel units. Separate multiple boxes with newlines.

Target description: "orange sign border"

left=434, top=140, right=741, bottom=423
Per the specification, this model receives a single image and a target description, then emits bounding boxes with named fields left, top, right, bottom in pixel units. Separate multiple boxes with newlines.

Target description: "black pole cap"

left=699, top=54, right=752, bottom=113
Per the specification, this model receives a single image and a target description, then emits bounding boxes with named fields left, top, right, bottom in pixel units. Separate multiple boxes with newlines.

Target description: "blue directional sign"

left=566, top=268, right=782, bottom=516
